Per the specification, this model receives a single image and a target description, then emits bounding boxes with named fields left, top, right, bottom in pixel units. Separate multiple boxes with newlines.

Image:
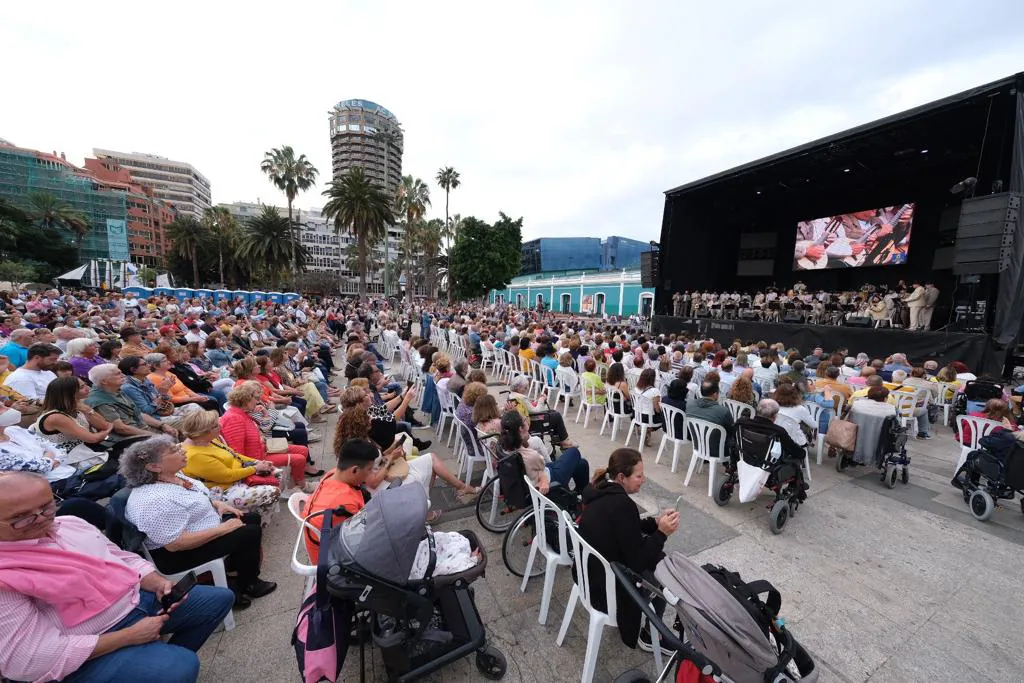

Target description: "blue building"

left=520, top=237, right=602, bottom=275
left=601, top=236, right=649, bottom=271
left=490, top=269, right=655, bottom=317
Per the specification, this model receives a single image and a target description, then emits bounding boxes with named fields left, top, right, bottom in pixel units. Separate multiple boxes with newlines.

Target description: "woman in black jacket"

left=576, top=448, right=679, bottom=651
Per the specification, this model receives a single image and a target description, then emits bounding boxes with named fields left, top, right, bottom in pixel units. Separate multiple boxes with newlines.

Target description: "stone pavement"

left=196, top=353, right=1024, bottom=683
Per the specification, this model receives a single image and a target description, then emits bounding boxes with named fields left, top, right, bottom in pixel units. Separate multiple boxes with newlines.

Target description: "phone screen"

left=161, top=571, right=198, bottom=612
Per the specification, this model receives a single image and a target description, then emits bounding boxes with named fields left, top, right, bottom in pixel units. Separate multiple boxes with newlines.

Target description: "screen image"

left=793, top=203, right=914, bottom=271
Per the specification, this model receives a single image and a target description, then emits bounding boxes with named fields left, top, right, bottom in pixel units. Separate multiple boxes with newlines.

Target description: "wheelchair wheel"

left=769, top=500, right=789, bottom=534
left=901, top=467, right=910, bottom=485
left=969, top=490, right=994, bottom=522
left=475, top=475, right=519, bottom=533
left=502, top=510, right=544, bottom=578
left=884, top=464, right=898, bottom=489
left=714, top=481, right=732, bottom=507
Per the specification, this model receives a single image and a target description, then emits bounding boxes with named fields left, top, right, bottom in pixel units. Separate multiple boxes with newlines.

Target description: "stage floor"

left=651, top=315, right=998, bottom=374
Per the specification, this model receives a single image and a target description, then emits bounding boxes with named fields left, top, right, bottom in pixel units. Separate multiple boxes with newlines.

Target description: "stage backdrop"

left=651, top=316, right=999, bottom=374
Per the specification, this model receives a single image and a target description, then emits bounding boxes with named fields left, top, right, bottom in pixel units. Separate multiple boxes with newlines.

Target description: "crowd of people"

left=669, top=280, right=941, bottom=329
left=0, top=286, right=1009, bottom=681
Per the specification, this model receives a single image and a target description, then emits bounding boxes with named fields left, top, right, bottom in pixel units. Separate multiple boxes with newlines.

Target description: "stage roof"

left=665, top=73, right=1023, bottom=199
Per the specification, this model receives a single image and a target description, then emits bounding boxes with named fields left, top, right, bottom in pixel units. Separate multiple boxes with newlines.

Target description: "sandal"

left=426, top=510, right=443, bottom=524
left=456, top=486, right=480, bottom=502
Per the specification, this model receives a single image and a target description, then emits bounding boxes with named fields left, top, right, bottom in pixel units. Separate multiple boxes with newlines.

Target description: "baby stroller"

left=953, top=379, right=1004, bottom=428
left=324, top=484, right=507, bottom=682
left=714, top=423, right=809, bottom=534
left=952, top=430, right=1024, bottom=522
left=873, top=415, right=910, bottom=488
left=611, top=554, right=818, bottom=682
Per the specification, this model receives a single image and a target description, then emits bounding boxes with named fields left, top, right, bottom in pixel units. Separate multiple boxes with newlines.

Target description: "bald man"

left=0, top=472, right=233, bottom=683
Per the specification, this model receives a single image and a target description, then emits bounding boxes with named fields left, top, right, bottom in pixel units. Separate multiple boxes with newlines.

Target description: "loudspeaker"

left=953, top=192, right=1022, bottom=274
left=783, top=313, right=804, bottom=324
left=640, top=251, right=660, bottom=287
left=844, top=316, right=873, bottom=328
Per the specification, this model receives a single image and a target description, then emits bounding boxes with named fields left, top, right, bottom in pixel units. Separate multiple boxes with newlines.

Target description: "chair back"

left=539, top=362, right=557, bottom=388
left=580, top=375, right=601, bottom=405
left=457, top=418, right=491, bottom=474
left=437, top=383, right=455, bottom=413
left=625, top=369, right=640, bottom=394
left=597, top=363, right=609, bottom=380
left=523, top=476, right=572, bottom=565
left=605, top=386, right=630, bottom=417
left=803, top=400, right=825, bottom=429
left=686, top=417, right=727, bottom=460
left=661, top=403, right=687, bottom=442
left=556, top=366, right=579, bottom=395
left=632, top=389, right=657, bottom=425
left=759, top=377, right=776, bottom=395
left=957, top=414, right=1003, bottom=451
left=562, top=509, right=616, bottom=621
left=723, top=399, right=754, bottom=422
left=656, top=371, right=675, bottom=393
left=933, top=381, right=956, bottom=406
left=893, top=392, right=917, bottom=420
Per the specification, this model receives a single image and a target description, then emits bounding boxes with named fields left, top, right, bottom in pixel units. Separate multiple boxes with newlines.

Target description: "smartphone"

left=396, top=433, right=409, bottom=446
left=160, top=571, right=198, bottom=613
left=674, top=495, right=685, bottom=515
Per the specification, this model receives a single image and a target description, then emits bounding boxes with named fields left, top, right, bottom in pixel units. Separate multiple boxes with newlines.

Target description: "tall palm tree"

left=435, top=166, right=460, bottom=233
left=321, top=168, right=394, bottom=299
left=166, top=216, right=205, bottom=287
left=418, top=218, right=444, bottom=299
left=27, top=192, right=90, bottom=264
left=237, top=206, right=307, bottom=290
left=260, top=146, right=319, bottom=275
left=202, top=206, right=239, bottom=287
left=395, top=175, right=431, bottom=303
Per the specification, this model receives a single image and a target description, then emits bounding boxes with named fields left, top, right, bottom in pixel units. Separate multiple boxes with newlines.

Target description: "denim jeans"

left=64, top=586, right=234, bottom=683
left=546, top=447, right=589, bottom=491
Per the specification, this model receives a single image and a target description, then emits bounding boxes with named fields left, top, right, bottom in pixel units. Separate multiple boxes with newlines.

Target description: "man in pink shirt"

left=0, top=472, right=233, bottom=682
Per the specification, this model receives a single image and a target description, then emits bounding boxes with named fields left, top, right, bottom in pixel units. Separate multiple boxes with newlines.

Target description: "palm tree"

left=395, top=175, right=431, bottom=303
left=27, top=192, right=90, bottom=264
left=435, top=166, right=461, bottom=234
left=260, top=146, right=319, bottom=276
left=202, top=206, right=239, bottom=287
left=321, top=168, right=394, bottom=299
left=166, top=216, right=205, bottom=287
left=418, top=218, right=444, bottom=299
left=0, top=199, right=28, bottom=249
left=237, top=206, right=307, bottom=290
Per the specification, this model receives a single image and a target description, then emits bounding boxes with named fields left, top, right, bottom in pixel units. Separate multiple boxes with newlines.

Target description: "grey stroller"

left=324, top=484, right=506, bottom=681
left=613, top=551, right=818, bottom=682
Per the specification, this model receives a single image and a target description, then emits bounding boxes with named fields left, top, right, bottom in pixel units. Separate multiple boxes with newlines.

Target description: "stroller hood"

left=330, top=483, right=429, bottom=585
left=655, top=552, right=780, bottom=683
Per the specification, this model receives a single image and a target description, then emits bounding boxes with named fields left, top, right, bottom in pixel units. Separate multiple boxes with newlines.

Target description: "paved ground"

left=196, top=349, right=1024, bottom=683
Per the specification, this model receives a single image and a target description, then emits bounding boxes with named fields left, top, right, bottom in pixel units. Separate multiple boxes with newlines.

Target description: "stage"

left=651, top=315, right=999, bottom=374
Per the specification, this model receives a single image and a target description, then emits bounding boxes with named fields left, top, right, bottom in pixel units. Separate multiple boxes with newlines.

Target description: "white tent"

left=55, top=264, right=88, bottom=281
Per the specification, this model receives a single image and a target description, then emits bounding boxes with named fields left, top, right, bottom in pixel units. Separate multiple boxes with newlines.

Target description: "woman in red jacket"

left=220, top=381, right=316, bottom=494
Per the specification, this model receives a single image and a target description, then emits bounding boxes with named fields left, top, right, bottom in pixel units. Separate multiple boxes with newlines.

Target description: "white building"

left=93, top=148, right=212, bottom=220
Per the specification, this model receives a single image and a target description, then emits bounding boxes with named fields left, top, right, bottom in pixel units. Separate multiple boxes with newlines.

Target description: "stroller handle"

left=610, top=562, right=724, bottom=679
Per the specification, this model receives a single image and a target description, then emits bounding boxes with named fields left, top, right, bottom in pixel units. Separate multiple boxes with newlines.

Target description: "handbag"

left=824, top=418, right=858, bottom=452
left=266, top=437, right=289, bottom=454
left=245, top=473, right=282, bottom=487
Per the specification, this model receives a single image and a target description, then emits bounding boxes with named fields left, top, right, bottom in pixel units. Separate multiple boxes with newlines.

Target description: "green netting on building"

left=0, top=148, right=128, bottom=263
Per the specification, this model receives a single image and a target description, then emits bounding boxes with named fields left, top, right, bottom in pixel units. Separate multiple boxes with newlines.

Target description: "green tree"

left=417, top=218, right=444, bottom=299
left=395, top=175, right=431, bottom=303
left=237, top=206, right=308, bottom=290
left=447, top=212, right=523, bottom=301
left=260, top=146, right=319, bottom=276
left=27, top=192, right=90, bottom=264
left=137, top=266, right=158, bottom=286
left=435, top=166, right=460, bottom=233
left=0, top=260, right=38, bottom=287
left=202, top=206, right=240, bottom=286
left=322, top=168, right=394, bottom=299
left=166, top=216, right=205, bottom=287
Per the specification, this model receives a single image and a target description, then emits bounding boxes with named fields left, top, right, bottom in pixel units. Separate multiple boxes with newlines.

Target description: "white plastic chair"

left=480, top=346, right=496, bottom=373
left=894, top=390, right=929, bottom=434
left=139, top=547, right=235, bottom=631
left=287, top=492, right=318, bottom=597
left=932, top=381, right=957, bottom=426
left=683, top=418, right=728, bottom=496
left=624, top=390, right=661, bottom=452
left=600, top=387, right=632, bottom=441
left=521, top=476, right=573, bottom=625
left=625, top=368, right=641, bottom=395
left=455, top=419, right=491, bottom=487
left=723, top=399, right=754, bottom=423
left=655, top=403, right=688, bottom=473
left=555, top=366, right=580, bottom=415
left=575, top=377, right=605, bottom=428
left=803, top=401, right=827, bottom=465
left=436, top=384, right=457, bottom=446
left=954, top=414, right=1003, bottom=473
left=556, top=510, right=663, bottom=683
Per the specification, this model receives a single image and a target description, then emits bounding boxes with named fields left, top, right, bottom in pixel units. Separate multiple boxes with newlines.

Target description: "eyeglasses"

left=4, top=501, right=58, bottom=530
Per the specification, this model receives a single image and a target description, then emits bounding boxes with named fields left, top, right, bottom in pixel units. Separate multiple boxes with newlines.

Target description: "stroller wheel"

left=884, top=464, right=898, bottom=489
left=476, top=645, right=507, bottom=680
left=901, top=467, right=910, bottom=485
left=613, top=670, right=652, bottom=683
left=714, top=481, right=732, bottom=507
left=769, top=500, right=789, bottom=534
left=969, top=490, right=995, bottom=522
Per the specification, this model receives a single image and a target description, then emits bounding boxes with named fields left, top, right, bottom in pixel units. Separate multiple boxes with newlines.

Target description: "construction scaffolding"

left=0, top=147, right=128, bottom=263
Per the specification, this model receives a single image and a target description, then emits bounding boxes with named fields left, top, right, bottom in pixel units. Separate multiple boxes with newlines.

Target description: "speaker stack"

left=952, top=193, right=1021, bottom=274
left=640, top=251, right=660, bottom=288
left=844, top=316, right=873, bottom=328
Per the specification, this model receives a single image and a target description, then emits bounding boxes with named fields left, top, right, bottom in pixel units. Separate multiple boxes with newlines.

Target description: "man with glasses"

left=0, top=471, right=234, bottom=682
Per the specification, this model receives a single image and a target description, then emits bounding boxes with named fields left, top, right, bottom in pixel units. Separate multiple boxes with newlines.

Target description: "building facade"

left=601, top=236, right=649, bottom=271
left=520, top=237, right=603, bottom=275
left=0, top=143, right=128, bottom=263
left=82, top=158, right=176, bottom=267
left=92, top=149, right=211, bottom=220
left=329, top=99, right=403, bottom=197
left=490, top=269, right=655, bottom=317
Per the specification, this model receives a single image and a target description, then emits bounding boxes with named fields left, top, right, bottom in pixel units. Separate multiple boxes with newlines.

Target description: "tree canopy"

left=447, top=212, right=522, bottom=300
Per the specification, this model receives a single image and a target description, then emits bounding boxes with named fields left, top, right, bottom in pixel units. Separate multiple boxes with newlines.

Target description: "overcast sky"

left=2, top=1, right=1023, bottom=241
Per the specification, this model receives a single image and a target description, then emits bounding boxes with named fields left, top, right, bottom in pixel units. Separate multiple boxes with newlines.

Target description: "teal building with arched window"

left=489, top=269, right=655, bottom=317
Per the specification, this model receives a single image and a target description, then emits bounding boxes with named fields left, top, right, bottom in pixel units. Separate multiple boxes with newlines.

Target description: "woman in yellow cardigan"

left=179, top=409, right=281, bottom=524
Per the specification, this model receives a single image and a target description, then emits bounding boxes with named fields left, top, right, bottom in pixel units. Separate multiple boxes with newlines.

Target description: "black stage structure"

left=653, top=73, right=1024, bottom=375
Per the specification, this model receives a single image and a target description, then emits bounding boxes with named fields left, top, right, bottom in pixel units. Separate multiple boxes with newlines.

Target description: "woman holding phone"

left=576, top=448, right=679, bottom=654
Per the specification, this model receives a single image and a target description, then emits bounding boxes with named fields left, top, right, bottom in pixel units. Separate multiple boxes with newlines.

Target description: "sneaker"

left=637, top=621, right=673, bottom=655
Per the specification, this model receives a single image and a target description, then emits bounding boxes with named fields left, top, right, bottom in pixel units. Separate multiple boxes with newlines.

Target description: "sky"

left=2, top=1, right=1024, bottom=242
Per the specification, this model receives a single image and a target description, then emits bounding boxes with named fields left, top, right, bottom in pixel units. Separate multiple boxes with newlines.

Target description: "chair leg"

left=816, top=434, right=825, bottom=466
left=599, top=413, right=609, bottom=436
left=575, top=399, right=585, bottom=424
left=556, top=584, right=579, bottom=646
left=707, top=458, right=718, bottom=497
left=538, top=558, right=558, bottom=625
left=581, top=611, right=606, bottom=683
left=683, top=453, right=699, bottom=487
left=208, top=560, right=236, bottom=631
left=624, top=423, right=634, bottom=447
left=520, top=538, right=539, bottom=594
left=671, top=442, right=682, bottom=474
left=655, top=435, right=667, bottom=465
left=803, top=453, right=812, bottom=485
